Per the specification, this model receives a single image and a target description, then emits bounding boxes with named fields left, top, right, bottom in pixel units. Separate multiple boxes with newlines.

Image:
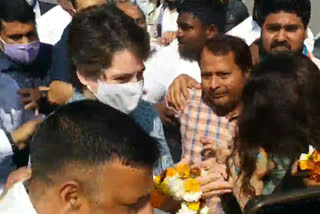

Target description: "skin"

left=200, top=48, right=249, bottom=116
left=76, top=0, right=106, bottom=11
left=0, top=21, right=37, bottom=45
left=117, top=2, right=146, bottom=29
left=261, top=12, right=307, bottom=53
left=57, top=0, right=76, bottom=16
left=29, top=160, right=154, bottom=214
left=177, top=13, right=217, bottom=61
left=77, top=49, right=145, bottom=93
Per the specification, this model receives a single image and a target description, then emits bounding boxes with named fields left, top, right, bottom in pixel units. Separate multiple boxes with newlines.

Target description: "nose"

left=211, top=76, right=220, bottom=90
left=136, top=201, right=153, bottom=214
left=177, top=27, right=183, bottom=39
left=276, top=28, right=287, bottom=42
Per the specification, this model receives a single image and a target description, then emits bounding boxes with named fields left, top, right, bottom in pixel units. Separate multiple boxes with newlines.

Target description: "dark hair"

left=255, top=0, right=311, bottom=28
left=68, top=4, right=150, bottom=80
left=203, top=35, right=252, bottom=73
left=237, top=53, right=320, bottom=195
left=177, top=0, right=226, bottom=33
left=0, top=0, right=35, bottom=32
left=30, top=100, right=160, bottom=183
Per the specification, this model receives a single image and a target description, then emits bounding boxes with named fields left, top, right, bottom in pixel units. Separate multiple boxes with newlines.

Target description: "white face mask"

left=90, top=80, right=144, bottom=114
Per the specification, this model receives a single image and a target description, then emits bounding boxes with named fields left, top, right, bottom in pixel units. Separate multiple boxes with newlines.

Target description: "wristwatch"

left=5, top=131, right=18, bottom=152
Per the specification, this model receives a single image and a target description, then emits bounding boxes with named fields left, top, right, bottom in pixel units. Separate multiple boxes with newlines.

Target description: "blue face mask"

left=26, top=0, right=36, bottom=7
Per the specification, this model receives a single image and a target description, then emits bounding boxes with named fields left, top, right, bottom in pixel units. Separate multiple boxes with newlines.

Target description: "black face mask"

left=167, top=0, right=179, bottom=11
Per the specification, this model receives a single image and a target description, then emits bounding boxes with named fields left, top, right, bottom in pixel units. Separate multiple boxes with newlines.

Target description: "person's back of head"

left=238, top=53, right=320, bottom=196
left=29, top=100, right=160, bottom=214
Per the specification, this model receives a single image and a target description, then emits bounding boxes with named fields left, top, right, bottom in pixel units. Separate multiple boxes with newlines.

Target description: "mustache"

left=270, top=41, right=291, bottom=50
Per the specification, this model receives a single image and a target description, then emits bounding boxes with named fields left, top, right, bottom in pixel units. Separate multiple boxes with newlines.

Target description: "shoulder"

left=311, top=55, right=320, bottom=69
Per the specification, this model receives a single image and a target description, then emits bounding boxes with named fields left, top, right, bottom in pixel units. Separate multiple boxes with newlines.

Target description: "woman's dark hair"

left=237, top=53, right=320, bottom=195
left=0, top=0, right=35, bottom=32
left=255, top=0, right=311, bottom=28
left=68, top=3, right=150, bottom=81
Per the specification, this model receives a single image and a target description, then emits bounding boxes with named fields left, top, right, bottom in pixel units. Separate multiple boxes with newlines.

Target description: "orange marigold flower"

left=299, top=160, right=315, bottom=170
left=184, top=178, right=201, bottom=193
left=150, top=190, right=167, bottom=208
left=312, top=150, right=320, bottom=162
left=176, top=163, right=190, bottom=178
left=166, top=168, right=177, bottom=177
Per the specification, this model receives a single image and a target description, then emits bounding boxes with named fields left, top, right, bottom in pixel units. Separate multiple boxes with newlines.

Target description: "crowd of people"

left=0, top=0, right=320, bottom=213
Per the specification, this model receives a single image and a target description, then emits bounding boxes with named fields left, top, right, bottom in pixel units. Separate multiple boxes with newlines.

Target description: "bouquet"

left=151, top=163, right=209, bottom=214
left=299, top=145, right=320, bottom=181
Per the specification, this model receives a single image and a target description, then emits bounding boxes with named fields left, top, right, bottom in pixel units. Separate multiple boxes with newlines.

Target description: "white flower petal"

left=183, top=192, right=202, bottom=202
left=177, top=203, right=198, bottom=214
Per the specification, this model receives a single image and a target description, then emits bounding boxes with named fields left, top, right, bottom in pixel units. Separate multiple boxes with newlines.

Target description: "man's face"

left=261, top=12, right=307, bottom=53
left=201, top=48, right=248, bottom=116
left=117, top=2, right=146, bottom=29
left=78, top=49, right=145, bottom=93
left=0, top=21, right=37, bottom=45
left=177, top=13, right=209, bottom=61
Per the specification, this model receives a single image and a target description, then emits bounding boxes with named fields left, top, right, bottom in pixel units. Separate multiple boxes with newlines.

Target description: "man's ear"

left=59, top=181, right=82, bottom=213
left=206, top=24, right=218, bottom=39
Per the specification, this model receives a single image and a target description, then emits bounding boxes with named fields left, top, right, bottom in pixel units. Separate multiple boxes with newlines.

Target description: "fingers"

left=24, top=102, right=37, bottom=111
left=202, top=189, right=233, bottom=198
left=173, top=78, right=184, bottom=111
left=21, top=96, right=32, bottom=104
left=197, top=172, right=222, bottom=186
left=18, top=88, right=31, bottom=95
left=187, top=78, right=201, bottom=89
left=200, top=179, right=233, bottom=194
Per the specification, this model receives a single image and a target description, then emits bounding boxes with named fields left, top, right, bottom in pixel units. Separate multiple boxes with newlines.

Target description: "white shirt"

left=33, top=1, right=42, bottom=22
left=143, top=41, right=200, bottom=103
left=37, top=5, right=72, bottom=45
left=0, top=182, right=36, bottom=214
left=161, top=7, right=178, bottom=35
left=0, top=129, right=14, bottom=194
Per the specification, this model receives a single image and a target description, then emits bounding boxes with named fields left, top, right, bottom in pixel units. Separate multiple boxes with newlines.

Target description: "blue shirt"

left=70, top=91, right=174, bottom=175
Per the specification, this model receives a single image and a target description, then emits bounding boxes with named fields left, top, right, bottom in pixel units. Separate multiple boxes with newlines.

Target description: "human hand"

left=11, top=120, right=42, bottom=150
left=154, top=102, right=179, bottom=126
left=0, top=167, right=31, bottom=200
left=167, top=74, right=200, bottom=111
left=160, top=31, right=177, bottom=46
left=18, top=88, right=40, bottom=113
left=42, top=81, right=73, bottom=105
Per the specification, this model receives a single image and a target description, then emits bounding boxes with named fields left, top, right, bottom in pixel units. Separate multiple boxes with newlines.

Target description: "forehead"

left=102, top=162, right=153, bottom=204
left=177, top=12, right=203, bottom=27
left=1, top=21, right=35, bottom=35
left=106, top=49, right=144, bottom=75
left=201, top=48, right=238, bottom=70
left=264, top=11, right=304, bottom=26
left=117, top=3, right=143, bottom=19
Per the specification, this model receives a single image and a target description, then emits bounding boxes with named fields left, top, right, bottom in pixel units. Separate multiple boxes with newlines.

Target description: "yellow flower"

left=166, top=168, right=177, bottom=177
left=154, top=175, right=162, bottom=188
left=184, top=178, right=201, bottom=193
left=176, top=163, right=190, bottom=178
left=160, top=180, right=170, bottom=195
left=299, top=160, right=314, bottom=170
left=187, top=202, right=200, bottom=211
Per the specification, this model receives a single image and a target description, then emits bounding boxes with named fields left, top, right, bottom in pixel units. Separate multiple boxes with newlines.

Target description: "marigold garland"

left=151, top=163, right=209, bottom=214
left=299, top=146, right=320, bottom=182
